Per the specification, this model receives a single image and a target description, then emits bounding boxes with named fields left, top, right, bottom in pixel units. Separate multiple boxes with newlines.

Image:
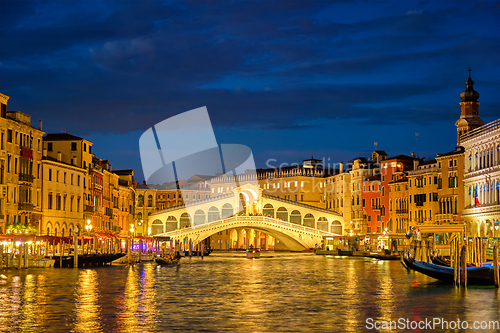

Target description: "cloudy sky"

left=1, top=0, right=499, bottom=181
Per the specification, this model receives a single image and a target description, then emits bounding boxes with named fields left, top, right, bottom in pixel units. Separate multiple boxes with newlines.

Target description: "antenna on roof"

left=374, top=142, right=378, bottom=150
left=415, top=133, right=419, bottom=158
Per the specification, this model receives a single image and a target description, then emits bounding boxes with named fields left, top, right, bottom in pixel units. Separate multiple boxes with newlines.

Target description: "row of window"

left=47, top=193, right=81, bottom=212
left=3, top=129, right=40, bottom=150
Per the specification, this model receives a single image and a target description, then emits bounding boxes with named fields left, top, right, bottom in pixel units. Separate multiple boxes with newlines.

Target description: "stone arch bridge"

left=148, top=186, right=344, bottom=250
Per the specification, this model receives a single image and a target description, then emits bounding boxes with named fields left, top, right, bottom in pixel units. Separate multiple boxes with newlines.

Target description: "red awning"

left=95, top=233, right=116, bottom=238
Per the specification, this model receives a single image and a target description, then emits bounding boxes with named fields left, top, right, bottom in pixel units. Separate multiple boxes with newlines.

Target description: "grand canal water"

left=0, top=252, right=499, bottom=332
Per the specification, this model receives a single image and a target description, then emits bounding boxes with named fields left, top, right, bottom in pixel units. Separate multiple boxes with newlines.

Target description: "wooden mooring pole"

left=493, top=245, right=499, bottom=288
left=73, top=234, right=78, bottom=268
left=460, top=244, right=467, bottom=287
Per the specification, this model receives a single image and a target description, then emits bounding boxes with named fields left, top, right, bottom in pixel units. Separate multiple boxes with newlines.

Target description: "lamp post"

left=85, top=219, right=93, bottom=254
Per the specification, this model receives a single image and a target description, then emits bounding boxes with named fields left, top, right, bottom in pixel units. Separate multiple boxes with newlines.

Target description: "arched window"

left=148, top=195, right=153, bottom=207
left=276, top=207, right=288, bottom=221
left=263, top=203, right=274, bottom=217
left=290, top=210, right=301, bottom=224
left=194, top=210, right=206, bottom=226
left=222, top=203, right=233, bottom=218
left=303, top=214, right=315, bottom=228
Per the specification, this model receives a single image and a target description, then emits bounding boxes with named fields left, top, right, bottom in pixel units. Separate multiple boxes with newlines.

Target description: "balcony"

left=19, top=173, right=34, bottom=183
left=396, top=228, right=406, bottom=234
left=94, top=206, right=104, bottom=214
left=0, top=214, right=4, bottom=219
left=416, top=202, right=424, bottom=207
left=18, top=202, right=33, bottom=211
left=84, top=204, right=94, bottom=213
left=396, top=209, right=408, bottom=214
left=105, top=207, right=113, bottom=217
left=435, top=213, right=456, bottom=222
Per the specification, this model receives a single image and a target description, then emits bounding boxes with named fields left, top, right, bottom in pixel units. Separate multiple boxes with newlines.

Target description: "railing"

left=396, top=229, right=406, bottom=234
left=262, top=194, right=342, bottom=217
left=161, top=215, right=337, bottom=237
left=18, top=203, right=33, bottom=211
left=396, top=209, right=408, bottom=214
left=0, top=214, right=4, bottom=219
left=19, top=173, right=34, bottom=182
left=416, top=202, right=424, bottom=207
left=84, top=204, right=94, bottom=213
left=459, top=118, right=500, bottom=143
left=94, top=206, right=104, bottom=213
left=435, top=213, right=455, bottom=221
left=150, top=192, right=234, bottom=216
left=408, top=167, right=438, bottom=176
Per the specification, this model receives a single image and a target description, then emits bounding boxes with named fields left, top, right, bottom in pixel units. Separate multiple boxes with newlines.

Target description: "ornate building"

left=0, top=92, right=44, bottom=235
left=460, top=119, right=500, bottom=237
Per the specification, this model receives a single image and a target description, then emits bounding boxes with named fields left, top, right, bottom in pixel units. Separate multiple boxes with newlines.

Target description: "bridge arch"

left=159, top=216, right=337, bottom=251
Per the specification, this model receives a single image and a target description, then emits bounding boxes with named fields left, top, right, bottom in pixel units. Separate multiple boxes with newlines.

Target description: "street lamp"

left=85, top=219, right=93, bottom=234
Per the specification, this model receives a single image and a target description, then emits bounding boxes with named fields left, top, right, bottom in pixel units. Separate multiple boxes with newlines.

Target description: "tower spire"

left=455, top=68, right=484, bottom=145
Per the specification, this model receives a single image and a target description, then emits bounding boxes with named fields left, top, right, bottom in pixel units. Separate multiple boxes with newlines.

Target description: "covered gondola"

left=402, top=253, right=497, bottom=285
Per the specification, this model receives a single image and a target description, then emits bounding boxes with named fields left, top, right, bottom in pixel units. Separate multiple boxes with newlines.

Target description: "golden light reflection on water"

left=18, top=274, right=37, bottom=331
left=117, top=266, right=140, bottom=332
left=74, top=270, right=103, bottom=333
left=137, top=263, right=159, bottom=331
left=375, top=262, right=396, bottom=323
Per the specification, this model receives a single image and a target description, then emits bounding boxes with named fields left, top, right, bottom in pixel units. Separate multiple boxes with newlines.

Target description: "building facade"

left=0, top=92, right=45, bottom=235
left=460, top=119, right=500, bottom=237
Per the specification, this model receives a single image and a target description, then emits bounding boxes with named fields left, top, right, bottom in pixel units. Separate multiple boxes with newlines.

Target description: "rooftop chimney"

left=57, top=152, right=62, bottom=162
left=39, top=120, right=43, bottom=131
left=411, top=152, right=415, bottom=158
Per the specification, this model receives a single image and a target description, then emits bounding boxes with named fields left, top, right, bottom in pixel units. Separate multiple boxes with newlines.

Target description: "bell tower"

left=455, top=68, right=484, bottom=145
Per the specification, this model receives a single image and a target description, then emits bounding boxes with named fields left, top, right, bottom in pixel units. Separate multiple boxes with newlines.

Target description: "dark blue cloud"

left=1, top=0, right=499, bottom=181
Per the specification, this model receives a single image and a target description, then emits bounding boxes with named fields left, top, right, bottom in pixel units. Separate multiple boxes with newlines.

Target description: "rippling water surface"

left=0, top=252, right=499, bottom=332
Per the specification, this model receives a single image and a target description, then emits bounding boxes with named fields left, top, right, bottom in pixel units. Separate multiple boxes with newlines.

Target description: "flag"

left=474, top=185, right=480, bottom=207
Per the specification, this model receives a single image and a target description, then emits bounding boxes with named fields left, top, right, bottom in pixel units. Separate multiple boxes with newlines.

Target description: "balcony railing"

left=18, top=203, right=34, bottom=211
left=416, top=202, right=424, bottom=207
left=94, top=206, right=104, bottom=214
left=19, top=173, right=34, bottom=182
left=84, top=204, right=94, bottom=213
left=435, top=213, right=455, bottom=222
left=396, top=228, right=406, bottom=234
left=396, top=209, right=408, bottom=214
left=0, top=214, right=4, bottom=219
left=459, top=118, right=500, bottom=143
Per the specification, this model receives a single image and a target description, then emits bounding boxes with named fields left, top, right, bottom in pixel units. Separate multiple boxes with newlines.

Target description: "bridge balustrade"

left=161, top=215, right=336, bottom=237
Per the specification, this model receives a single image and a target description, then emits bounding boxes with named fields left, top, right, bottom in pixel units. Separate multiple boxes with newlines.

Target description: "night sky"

left=1, top=0, right=499, bottom=182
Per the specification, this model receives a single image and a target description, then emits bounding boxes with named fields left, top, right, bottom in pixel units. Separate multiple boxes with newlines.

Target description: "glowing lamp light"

left=16, top=241, right=21, bottom=246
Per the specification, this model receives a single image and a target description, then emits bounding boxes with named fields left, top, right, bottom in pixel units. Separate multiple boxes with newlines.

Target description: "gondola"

left=367, top=253, right=401, bottom=260
left=183, top=248, right=212, bottom=256
left=155, top=256, right=181, bottom=266
left=402, top=253, right=496, bottom=285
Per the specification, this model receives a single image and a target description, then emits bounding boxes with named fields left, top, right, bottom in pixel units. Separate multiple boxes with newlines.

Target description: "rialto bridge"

left=148, top=185, right=345, bottom=251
